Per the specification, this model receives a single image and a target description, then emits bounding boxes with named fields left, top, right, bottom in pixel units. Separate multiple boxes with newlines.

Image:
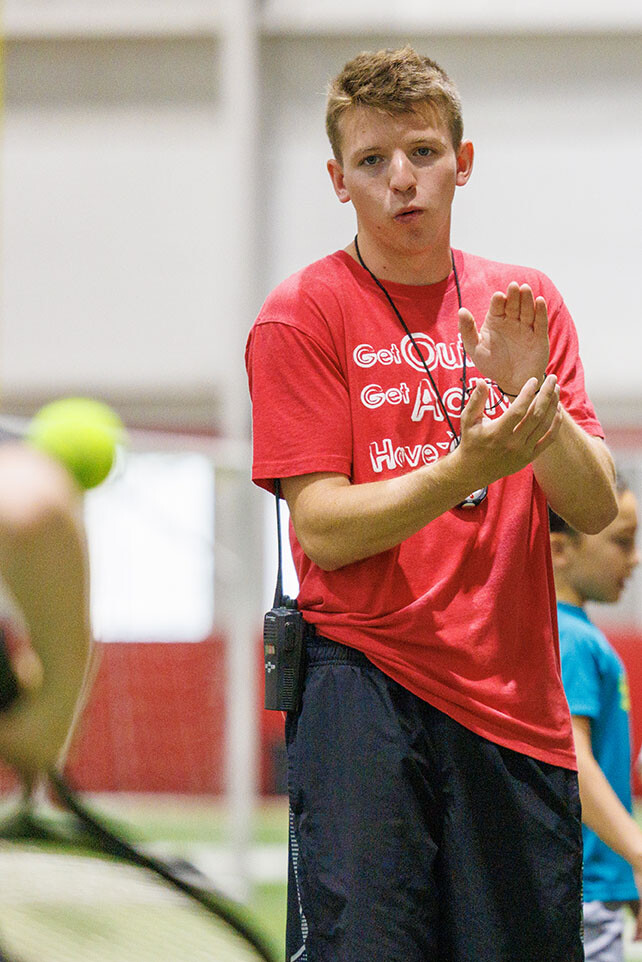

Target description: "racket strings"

left=0, top=845, right=270, bottom=962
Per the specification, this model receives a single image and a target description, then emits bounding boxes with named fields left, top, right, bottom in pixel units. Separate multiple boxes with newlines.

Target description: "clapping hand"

left=458, top=283, right=549, bottom=398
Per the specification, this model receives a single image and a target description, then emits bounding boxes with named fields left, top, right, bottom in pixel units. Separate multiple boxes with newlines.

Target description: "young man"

left=551, top=483, right=641, bottom=961
left=0, top=437, right=92, bottom=782
left=246, top=47, right=617, bottom=961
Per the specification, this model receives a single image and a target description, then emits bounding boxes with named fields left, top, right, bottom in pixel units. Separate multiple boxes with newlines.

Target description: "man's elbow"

left=298, top=533, right=350, bottom=572
left=294, top=520, right=356, bottom=572
left=571, top=488, right=618, bottom=535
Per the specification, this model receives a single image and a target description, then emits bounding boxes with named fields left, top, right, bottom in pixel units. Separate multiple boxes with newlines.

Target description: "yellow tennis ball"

left=27, top=397, right=124, bottom=490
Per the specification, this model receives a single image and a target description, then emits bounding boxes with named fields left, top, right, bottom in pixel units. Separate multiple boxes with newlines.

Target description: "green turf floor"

left=5, top=794, right=642, bottom=960
left=251, top=882, right=287, bottom=958
left=0, top=792, right=289, bottom=960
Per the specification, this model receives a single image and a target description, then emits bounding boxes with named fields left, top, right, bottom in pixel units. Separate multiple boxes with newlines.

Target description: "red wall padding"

left=0, top=635, right=281, bottom=796
left=608, top=629, right=642, bottom=797
left=65, top=639, right=227, bottom=793
left=1, top=629, right=640, bottom=797
left=0, top=638, right=228, bottom=795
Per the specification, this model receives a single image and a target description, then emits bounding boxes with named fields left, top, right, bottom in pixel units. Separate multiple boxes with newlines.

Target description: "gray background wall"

left=3, top=0, right=641, bottom=436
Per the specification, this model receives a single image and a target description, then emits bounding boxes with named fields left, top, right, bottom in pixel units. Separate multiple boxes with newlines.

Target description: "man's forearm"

left=283, top=454, right=479, bottom=571
left=285, top=377, right=562, bottom=570
left=533, top=407, right=616, bottom=533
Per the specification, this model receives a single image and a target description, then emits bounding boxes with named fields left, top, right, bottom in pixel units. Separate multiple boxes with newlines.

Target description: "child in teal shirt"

left=551, top=481, right=640, bottom=961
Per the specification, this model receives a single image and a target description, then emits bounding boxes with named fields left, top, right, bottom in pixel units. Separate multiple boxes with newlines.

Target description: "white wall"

left=262, top=0, right=642, bottom=32
left=2, top=5, right=641, bottom=431
left=260, top=33, right=642, bottom=416
left=2, top=36, right=236, bottom=404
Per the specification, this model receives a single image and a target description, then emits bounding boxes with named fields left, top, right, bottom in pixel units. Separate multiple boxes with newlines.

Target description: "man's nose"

left=388, top=151, right=416, bottom=192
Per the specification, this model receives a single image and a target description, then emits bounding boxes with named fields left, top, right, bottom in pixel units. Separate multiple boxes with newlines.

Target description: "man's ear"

left=327, top=158, right=351, bottom=204
left=455, top=140, right=474, bottom=187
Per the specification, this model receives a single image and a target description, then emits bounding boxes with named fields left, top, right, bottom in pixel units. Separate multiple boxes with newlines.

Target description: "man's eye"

left=361, top=155, right=380, bottom=166
left=416, top=147, right=432, bottom=157
left=614, top=537, right=635, bottom=551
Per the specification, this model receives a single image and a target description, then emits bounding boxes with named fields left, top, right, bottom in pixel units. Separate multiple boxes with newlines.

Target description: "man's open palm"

left=458, top=282, right=549, bottom=397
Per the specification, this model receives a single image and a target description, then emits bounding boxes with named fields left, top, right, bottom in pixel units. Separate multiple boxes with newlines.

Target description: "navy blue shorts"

left=285, top=635, right=583, bottom=962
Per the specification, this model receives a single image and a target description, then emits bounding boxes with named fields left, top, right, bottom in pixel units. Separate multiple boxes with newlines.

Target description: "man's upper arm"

left=280, top=473, right=351, bottom=566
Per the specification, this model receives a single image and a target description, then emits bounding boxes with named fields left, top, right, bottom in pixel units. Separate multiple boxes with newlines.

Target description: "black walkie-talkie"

left=263, top=480, right=306, bottom=712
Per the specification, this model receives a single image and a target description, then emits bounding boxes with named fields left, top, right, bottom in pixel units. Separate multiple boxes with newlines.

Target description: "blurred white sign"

left=84, top=451, right=215, bottom=642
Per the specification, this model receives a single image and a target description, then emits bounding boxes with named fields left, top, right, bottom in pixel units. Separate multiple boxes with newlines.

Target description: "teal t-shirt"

left=558, top=601, right=637, bottom=902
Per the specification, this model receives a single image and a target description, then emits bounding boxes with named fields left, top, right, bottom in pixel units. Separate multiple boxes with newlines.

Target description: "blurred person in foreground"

left=552, top=481, right=641, bottom=961
left=0, top=436, right=92, bottom=783
left=246, top=46, right=617, bottom=960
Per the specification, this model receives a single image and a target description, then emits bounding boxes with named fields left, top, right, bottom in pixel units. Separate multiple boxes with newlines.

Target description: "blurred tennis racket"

left=0, top=634, right=278, bottom=962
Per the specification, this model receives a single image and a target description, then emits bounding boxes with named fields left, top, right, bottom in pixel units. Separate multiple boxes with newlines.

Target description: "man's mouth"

left=394, top=208, right=423, bottom=222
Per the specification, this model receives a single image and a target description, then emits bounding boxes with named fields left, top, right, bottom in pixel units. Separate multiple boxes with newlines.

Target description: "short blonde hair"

left=326, top=46, right=464, bottom=161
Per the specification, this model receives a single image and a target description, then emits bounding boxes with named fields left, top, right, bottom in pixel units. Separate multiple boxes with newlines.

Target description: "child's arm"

left=572, top=714, right=642, bottom=938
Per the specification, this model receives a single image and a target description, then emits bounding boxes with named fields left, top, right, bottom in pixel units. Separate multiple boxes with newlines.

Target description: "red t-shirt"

left=246, top=249, right=604, bottom=768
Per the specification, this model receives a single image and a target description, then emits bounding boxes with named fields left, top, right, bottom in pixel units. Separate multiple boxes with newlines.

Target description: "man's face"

left=567, top=490, right=640, bottom=605
left=327, top=105, right=473, bottom=268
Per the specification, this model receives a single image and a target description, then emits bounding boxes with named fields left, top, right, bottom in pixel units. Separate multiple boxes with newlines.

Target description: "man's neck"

left=346, top=234, right=453, bottom=286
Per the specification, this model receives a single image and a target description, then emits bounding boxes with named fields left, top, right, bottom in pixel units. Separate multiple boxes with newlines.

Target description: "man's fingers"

left=533, top=296, right=549, bottom=338
left=519, top=285, right=535, bottom=325
left=487, top=290, right=507, bottom=319
left=489, top=283, right=545, bottom=330
left=522, top=373, right=558, bottom=415
left=500, top=376, right=543, bottom=421
left=513, top=376, right=560, bottom=445
left=503, top=282, right=522, bottom=319
left=495, top=375, right=556, bottom=436
left=457, top=375, right=560, bottom=479
left=460, top=379, right=489, bottom=428
left=457, top=308, right=479, bottom=356
left=532, top=405, right=564, bottom=456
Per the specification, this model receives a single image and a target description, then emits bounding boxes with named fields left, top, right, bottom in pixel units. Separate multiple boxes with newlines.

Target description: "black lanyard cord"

left=353, top=235, right=466, bottom=443
left=273, top=478, right=285, bottom=607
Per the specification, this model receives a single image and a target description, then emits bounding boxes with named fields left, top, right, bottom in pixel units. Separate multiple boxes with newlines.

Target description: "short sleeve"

left=246, top=320, right=353, bottom=493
